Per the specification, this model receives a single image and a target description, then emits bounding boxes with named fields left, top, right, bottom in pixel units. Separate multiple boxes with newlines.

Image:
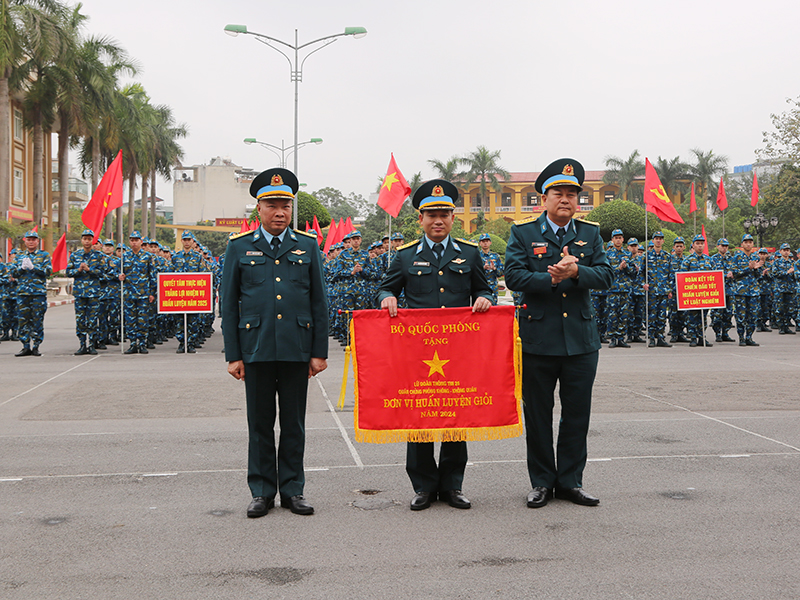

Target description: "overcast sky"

left=72, top=0, right=799, bottom=205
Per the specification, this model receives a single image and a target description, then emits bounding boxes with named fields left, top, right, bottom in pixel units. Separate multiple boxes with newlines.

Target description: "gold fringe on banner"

left=354, top=423, right=523, bottom=444
left=513, top=317, right=522, bottom=401
left=337, top=315, right=354, bottom=410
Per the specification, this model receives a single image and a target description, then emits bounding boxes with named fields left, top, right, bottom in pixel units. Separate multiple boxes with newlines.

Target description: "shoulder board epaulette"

left=230, top=229, right=255, bottom=240
left=295, top=229, right=317, bottom=238
left=577, top=219, right=600, bottom=227
left=457, top=238, right=478, bottom=247
left=397, top=239, right=421, bottom=251
left=514, top=216, right=537, bottom=225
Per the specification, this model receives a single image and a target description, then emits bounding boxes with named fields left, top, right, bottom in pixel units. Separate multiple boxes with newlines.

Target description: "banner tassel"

left=338, top=315, right=354, bottom=410
left=513, top=317, right=522, bottom=401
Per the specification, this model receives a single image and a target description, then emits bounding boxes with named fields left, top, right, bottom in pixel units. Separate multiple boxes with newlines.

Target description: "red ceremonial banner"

left=157, top=272, right=214, bottom=314
left=675, top=270, right=726, bottom=311
left=344, top=306, right=523, bottom=443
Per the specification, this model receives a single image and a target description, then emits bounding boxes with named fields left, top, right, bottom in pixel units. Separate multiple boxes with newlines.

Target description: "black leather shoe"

left=702, top=339, right=713, bottom=347
left=745, top=338, right=759, bottom=346
left=146, top=342, right=155, bottom=349
left=555, top=487, right=600, bottom=506
left=628, top=336, right=645, bottom=343
left=526, top=487, right=552, bottom=508
left=246, top=496, right=274, bottom=518
left=786, top=328, right=796, bottom=335
left=689, top=339, right=698, bottom=347
left=95, top=342, right=107, bottom=350
left=138, top=347, right=149, bottom=354
left=648, top=338, right=656, bottom=347
left=656, top=338, right=672, bottom=347
left=616, top=340, right=631, bottom=348
left=124, top=346, right=138, bottom=354
left=87, top=346, right=98, bottom=355
left=74, top=346, right=88, bottom=355
left=669, top=336, right=678, bottom=343
left=608, top=339, right=618, bottom=348
left=31, top=347, right=41, bottom=356
left=739, top=340, right=747, bottom=346
left=15, top=347, right=32, bottom=357
left=715, top=335, right=723, bottom=343
left=187, top=346, right=196, bottom=354
left=176, top=344, right=184, bottom=353
left=721, top=335, right=735, bottom=342
left=410, top=491, right=435, bottom=511
left=280, top=494, right=314, bottom=515
left=440, top=489, right=471, bottom=509
left=676, top=334, right=690, bottom=343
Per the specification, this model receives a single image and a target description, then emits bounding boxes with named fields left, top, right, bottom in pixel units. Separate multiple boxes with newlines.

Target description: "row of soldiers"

left=0, top=228, right=221, bottom=356
left=323, top=230, right=506, bottom=345
left=593, top=230, right=800, bottom=348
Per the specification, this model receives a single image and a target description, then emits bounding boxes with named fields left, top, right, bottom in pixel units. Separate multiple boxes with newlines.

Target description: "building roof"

left=469, top=171, right=611, bottom=184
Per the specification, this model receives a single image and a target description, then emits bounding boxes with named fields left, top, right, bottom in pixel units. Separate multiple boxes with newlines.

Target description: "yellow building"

left=457, top=172, right=688, bottom=233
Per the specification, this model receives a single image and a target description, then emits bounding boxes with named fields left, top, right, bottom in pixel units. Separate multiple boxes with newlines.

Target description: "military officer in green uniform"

left=504, top=158, right=613, bottom=509
left=221, top=168, right=329, bottom=518
left=378, top=179, right=493, bottom=512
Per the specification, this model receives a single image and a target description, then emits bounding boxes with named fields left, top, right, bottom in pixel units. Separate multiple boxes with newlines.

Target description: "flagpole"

left=645, top=210, right=649, bottom=347
left=120, top=253, right=125, bottom=355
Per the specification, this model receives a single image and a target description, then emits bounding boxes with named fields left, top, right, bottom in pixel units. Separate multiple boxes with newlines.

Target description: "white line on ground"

left=0, top=355, right=101, bottom=408
left=313, top=375, right=364, bottom=469
left=619, top=386, right=800, bottom=453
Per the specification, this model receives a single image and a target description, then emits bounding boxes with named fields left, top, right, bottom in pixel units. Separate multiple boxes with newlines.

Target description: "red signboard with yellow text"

left=675, top=270, right=726, bottom=311
left=157, top=272, right=214, bottom=314
left=344, top=306, right=523, bottom=443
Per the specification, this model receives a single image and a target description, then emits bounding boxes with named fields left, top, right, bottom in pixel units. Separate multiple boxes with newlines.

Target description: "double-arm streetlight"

left=743, top=213, right=779, bottom=248
left=244, top=137, right=323, bottom=169
left=224, top=24, right=367, bottom=228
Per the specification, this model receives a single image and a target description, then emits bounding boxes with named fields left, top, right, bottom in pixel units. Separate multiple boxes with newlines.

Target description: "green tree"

left=428, top=156, right=464, bottom=191
left=653, top=155, right=692, bottom=199
left=758, top=95, right=800, bottom=167
left=193, top=221, right=230, bottom=256
left=760, top=164, right=800, bottom=248
left=459, top=146, right=510, bottom=207
left=145, top=102, right=186, bottom=238
left=469, top=231, right=507, bottom=257
left=689, top=148, right=728, bottom=217
left=603, top=150, right=644, bottom=204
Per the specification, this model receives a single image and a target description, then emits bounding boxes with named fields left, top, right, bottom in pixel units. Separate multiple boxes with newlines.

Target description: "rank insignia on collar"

left=451, top=258, right=466, bottom=264
left=291, top=249, right=306, bottom=255
left=575, top=240, right=587, bottom=246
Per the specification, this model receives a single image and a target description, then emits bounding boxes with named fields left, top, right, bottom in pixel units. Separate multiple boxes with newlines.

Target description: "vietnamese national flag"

left=701, top=224, right=709, bottom=255
left=52, top=232, right=68, bottom=272
left=690, top=182, right=697, bottom=213
left=716, top=178, right=728, bottom=211
left=323, top=218, right=338, bottom=253
left=311, top=215, right=323, bottom=245
left=377, top=153, right=411, bottom=218
left=643, top=158, right=684, bottom=224
left=751, top=172, right=759, bottom=207
left=82, top=150, right=123, bottom=242
left=239, top=219, right=249, bottom=233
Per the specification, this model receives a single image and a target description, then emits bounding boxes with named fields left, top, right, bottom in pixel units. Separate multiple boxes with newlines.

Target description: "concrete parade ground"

left=2, top=303, right=800, bottom=599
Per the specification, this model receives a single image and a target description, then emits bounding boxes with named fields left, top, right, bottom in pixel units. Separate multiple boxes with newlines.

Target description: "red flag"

left=643, top=158, right=684, bottom=224
left=305, top=220, right=310, bottom=231
left=690, top=182, right=697, bottom=213
left=52, top=232, right=68, bottom=272
left=751, top=172, right=759, bottom=207
left=344, top=217, right=354, bottom=234
left=716, top=178, right=728, bottom=211
left=239, top=219, right=249, bottom=233
left=323, top=218, right=339, bottom=253
left=311, top=215, right=323, bottom=245
left=250, top=219, right=259, bottom=231
left=377, top=153, right=411, bottom=218
left=32, top=225, right=38, bottom=233
left=701, top=224, right=709, bottom=255
left=82, top=150, right=123, bottom=242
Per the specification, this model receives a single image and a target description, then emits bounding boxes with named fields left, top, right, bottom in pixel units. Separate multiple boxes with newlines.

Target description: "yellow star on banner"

left=382, top=171, right=399, bottom=191
left=423, top=350, right=449, bottom=377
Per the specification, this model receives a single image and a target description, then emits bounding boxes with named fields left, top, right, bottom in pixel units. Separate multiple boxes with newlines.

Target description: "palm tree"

left=653, top=155, right=692, bottom=201
left=603, top=150, right=645, bottom=204
left=427, top=156, right=464, bottom=191
left=689, top=148, right=728, bottom=216
left=0, top=0, right=65, bottom=229
left=459, top=146, right=510, bottom=209
left=146, top=103, right=186, bottom=238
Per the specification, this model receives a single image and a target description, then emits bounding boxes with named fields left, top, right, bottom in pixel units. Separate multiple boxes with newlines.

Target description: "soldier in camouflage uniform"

left=99, top=240, right=120, bottom=346
left=325, top=242, right=343, bottom=339
left=771, top=243, right=796, bottom=335
left=172, top=231, right=207, bottom=353
left=730, top=234, right=761, bottom=346
left=2, top=249, right=19, bottom=340
left=119, top=231, right=156, bottom=354
left=66, top=229, right=106, bottom=354
left=605, top=229, right=637, bottom=347
left=710, top=238, right=736, bottom=342
left=643, top=231, right=673, bottom=347
left=0, top=254, right=8, bottom=341
left=756, top=248, right=773, bottom=331
left=332, top=230, right=376, bottom=339
left=626, top=238, right=645, bottom=343
left=11, top=231, right=51, bottom=356
left=680, top=234, right=715, bottom=347
left=478, top=233, right=505, bottom=305
left=794, top=248, right=800, bottom=332
left=669, top=237, right=689, bottom=343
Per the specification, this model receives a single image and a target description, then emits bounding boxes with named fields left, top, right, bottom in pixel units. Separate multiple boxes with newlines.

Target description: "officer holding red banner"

left=504, top=158, right=613, bottom=509
left=378, top=179, right=493, bottom=511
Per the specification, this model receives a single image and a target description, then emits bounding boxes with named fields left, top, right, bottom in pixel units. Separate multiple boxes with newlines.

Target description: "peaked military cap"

left=652, top=231, right=664, bottom=238
left=181, top=230, right=194, bottom=239
left=780, top=242, right=791, bottom=250
left=741, top=233, right=754, bottom=242
left=80, top=229, right=94, bottom=237
left=692, top=234, right=705, bottom=243
left=535, top=158, right=584, bottom=194
left=129, top=230, right=142, bottom=239
left=250, top=167, right=299, bottom=201
left=412, top=179, right=458, bottom=211
left=717, top=238, right=729, bottom=246
left=611, top=228, right=623, bottom=237
left=673, top=236, right=685, bottom=244
left=758, top=247, right=768, bottom=253
left=627, top=238, right=639, bottom=245
left=103, top=239, right=114, bottom=246
left=478, top=233, right=491, bottom=241
left=349, top=230, right=362, bottom=238
left=23, top=230, right=39, bottom=239
left=391, top=232, right=404, bottom=241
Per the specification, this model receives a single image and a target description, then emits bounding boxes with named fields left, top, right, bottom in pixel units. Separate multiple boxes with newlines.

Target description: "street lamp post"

left=225, top=24, right=366, bottom=229
left=743, top=212, right=779, bottom=248
left=243, top=137, right=323, bottom=169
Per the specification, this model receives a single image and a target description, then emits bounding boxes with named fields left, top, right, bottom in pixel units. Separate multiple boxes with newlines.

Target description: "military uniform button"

left=560, top=252, right=564, bottom=257
left=276, top=277, right=280, bottom=281
left=527, top=315, right=532, bottom=320
left=438, top=270, right=443, bottom=276
left=562, top=292, right=567, bottom=298
left=275, top=259, right=280, bottom=265
left=246, top=323, right=250, bottom=329
left=250, top=260, right=255, bottom=265
left=440, top=288, right=445, bottom=293
left=277, top=314, right=282, bottom=320
left=563, top=312, right=568, bottom=318
left=441, top=305, right=445, bottom=308
left=298, top=259, right=303, bottom=263
left=276, top=295, right=282, bottom=300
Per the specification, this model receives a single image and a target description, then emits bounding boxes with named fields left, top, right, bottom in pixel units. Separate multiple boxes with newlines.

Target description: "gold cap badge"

left=432, top=185, right=444, bottom=197
left=562, top=164, right=574, bottom=176
left=271, top=174, right=284, bottom=186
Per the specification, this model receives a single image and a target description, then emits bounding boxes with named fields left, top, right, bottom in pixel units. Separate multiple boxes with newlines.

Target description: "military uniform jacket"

left=0, top=262, right=8, bottom=298
left=66, top=249, right=105, bottom=298
left=730, top=250, right=761, bottom=297
left=11, top=249, right=52, bottom=296
left=121, top=250, right=155, bottom=299
left=607, top=247, right=637, bottom=292
left=644, top=249, right=673, bottom=295
left=221, top=227, right=329, bottom=364
left=771, top=256, right=795, bottom=293
left=711, top=252, right=735, bottom=295
left=504, top=215, right=613, bottom=356
left=377, top=237, right=492, bottom=309
left=681, top=252, right=714, bottom=273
